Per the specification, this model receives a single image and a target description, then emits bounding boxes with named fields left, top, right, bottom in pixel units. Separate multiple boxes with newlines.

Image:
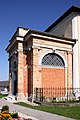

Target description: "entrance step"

left=3, top=95, right=17, bottom=103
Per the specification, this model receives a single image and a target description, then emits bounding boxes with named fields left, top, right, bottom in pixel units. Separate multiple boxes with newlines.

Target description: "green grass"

left=14, top=102, right=80, bottom=120
left=52, top=100, right=80, bottom=103
left=0, top=94, right=6, bottom=98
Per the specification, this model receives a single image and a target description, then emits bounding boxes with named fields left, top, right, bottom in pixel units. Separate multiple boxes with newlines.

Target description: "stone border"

left=18, top=112, right=39, bottom=120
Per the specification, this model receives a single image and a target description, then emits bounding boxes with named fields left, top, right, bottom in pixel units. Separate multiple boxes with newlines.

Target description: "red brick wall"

left=42, top=67, right=65, bottom=88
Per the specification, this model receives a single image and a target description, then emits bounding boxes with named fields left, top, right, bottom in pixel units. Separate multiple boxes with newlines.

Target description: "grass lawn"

left=15, top=102, right=80, bottom=120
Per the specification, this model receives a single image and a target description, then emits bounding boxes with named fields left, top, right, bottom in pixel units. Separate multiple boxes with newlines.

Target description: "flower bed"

left=17, top=112, right=33, bottom=120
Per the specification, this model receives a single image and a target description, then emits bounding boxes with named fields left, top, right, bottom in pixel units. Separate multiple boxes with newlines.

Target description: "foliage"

left=0, top=94, right=6, bottom=98
left=0, top=110, right=12, bottom=120
left=0, top=105, right=19, bottom=119
left=1, top=105, right=9, bottom=112
left=10, top=112, right=18, bottom=118
left=0, top=105, right=12, bottom=120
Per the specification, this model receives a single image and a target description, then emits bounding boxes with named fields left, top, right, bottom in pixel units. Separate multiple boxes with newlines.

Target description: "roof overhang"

left=6, top=27, right=29, bottom=52
left=24, top=29, right=76, bottom=45
left=6, top=36, right=24, bottom=52
left=6, top=27, right=76, bottom=53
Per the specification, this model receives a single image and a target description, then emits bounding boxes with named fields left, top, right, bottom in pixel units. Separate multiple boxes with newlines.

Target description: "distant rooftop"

left=0, top=81, right=9, bottom=87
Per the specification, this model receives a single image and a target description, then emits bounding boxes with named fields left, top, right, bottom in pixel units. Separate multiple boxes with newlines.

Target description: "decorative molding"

left=33, top=42, right=72, bottom=51
left=39, top=49, right=68, bottom=67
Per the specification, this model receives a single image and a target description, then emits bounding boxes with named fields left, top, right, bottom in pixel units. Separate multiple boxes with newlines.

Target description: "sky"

left=0, top=0, right=80, bottom=81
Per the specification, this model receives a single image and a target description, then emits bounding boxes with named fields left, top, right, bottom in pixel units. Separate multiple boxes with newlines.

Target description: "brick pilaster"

left=17, top=42, right=26, bottom=100
left=32, top=46, right=42, bottom=99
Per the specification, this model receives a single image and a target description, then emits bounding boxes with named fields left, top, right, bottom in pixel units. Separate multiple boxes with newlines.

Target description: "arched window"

left=42, top=53, right=65, bottom=67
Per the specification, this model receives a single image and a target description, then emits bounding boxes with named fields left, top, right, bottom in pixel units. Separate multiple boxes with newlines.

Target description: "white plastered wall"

left=72, top=16, right=79, bottom=88
left=78, top=16, right=80, bottom=88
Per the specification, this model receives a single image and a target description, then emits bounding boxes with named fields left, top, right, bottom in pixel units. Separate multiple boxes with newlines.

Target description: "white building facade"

left=45, top=6, right=80, bottom=89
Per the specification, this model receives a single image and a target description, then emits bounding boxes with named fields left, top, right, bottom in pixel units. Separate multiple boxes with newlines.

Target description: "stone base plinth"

left=17, top=93, right=28, bottom=101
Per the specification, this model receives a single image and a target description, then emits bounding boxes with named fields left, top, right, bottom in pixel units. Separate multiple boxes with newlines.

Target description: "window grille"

left=42, top=53, right=65, bottom=67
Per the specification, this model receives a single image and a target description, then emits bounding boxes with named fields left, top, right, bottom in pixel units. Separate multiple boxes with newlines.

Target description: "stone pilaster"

left=32, top=46, right=42, bottom=100
left=23, top=52, right=28, bottom=98
left=8, top=57, right=12, bottom=95
left=64, top=51, right=72, bottom=97
left=17, top=42, right=25, bottom=101
left=9, top=72, right=12, bottom=95
left=67, top=52, right=73, bottom=88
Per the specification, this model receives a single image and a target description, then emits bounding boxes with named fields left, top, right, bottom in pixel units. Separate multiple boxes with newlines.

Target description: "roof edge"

left=25, top=28, right=76, bottom=42
left=45, top=6, right=80, bottom=32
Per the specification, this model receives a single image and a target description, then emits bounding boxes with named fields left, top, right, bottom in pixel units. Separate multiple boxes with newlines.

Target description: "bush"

left=1, top=105, right=18, bottom=118
left=1, top=105, right=9, bottom=112
left=0, top=94, right=7, bottom=98
left=10, top=112, right=18, bottom=118
left=0, top=105, right=12, bottom=120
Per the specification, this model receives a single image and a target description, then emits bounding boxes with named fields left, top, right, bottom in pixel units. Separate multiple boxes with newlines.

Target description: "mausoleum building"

left=6, top=6, right=80, bottom=101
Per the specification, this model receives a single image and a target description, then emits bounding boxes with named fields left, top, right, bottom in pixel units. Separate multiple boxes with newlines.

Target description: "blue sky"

left=0, top=0, right=80, bottom=81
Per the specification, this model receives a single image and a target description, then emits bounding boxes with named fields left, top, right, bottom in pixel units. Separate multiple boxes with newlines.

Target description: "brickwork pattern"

left=8, top=35, right=73, bottom=100
left=42, top=67, right=65, bottom=88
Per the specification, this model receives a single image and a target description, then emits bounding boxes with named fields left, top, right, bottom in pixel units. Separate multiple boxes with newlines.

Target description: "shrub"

left=1, top=105, right=9, bottom=112
left=0, top=105, right=12, bottom=120
left=10, top=112, right=18, bottom=118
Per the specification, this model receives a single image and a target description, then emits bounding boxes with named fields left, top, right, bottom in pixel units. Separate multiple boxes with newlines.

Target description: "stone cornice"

left=25, top=30, right=76, bottom=45
left=6, top=36, right=24, bottom=52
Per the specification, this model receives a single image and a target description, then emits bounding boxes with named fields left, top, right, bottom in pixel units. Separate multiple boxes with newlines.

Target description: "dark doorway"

left=28, top=68, right=31, bottom=97
left=13, top=72, right=17, bottom=95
